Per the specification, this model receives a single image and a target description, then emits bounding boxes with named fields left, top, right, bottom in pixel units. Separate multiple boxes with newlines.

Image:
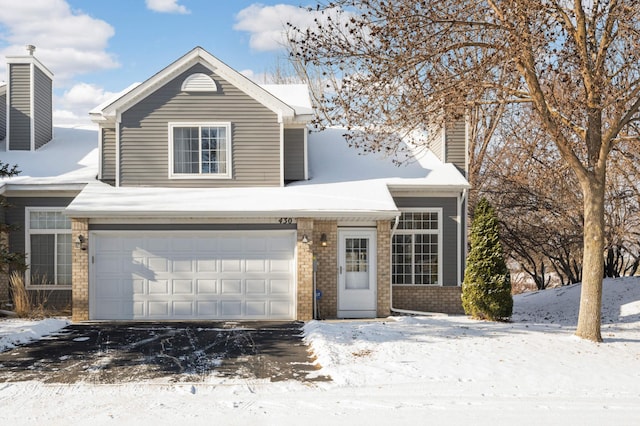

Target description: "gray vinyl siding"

left=33, top=66, right=52, bottom=149
left=393, top=197, right=459, bottom=286
left=119, top=63, right=281, bottom=187
left=428, top=123, right=444, bottom=163
left=4, top=197, right=75, bottom=307
left=101, top=127, right=116, bottom=182
left=445, top=120, right=466, bottom=175
left=5, top=197, right=75, bottom=256
left=0, top=93, right=6, bottom=140
left=8, top=64, right=31, bottom=150
left=284, top=128, right=305, bottom=181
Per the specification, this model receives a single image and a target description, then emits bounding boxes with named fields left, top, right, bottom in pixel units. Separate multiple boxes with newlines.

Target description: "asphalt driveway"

left=0, top=321, right=328, bottom=384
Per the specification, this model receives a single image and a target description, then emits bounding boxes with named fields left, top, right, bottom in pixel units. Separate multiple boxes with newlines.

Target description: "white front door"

left=338, top=229, right=377, bottom=318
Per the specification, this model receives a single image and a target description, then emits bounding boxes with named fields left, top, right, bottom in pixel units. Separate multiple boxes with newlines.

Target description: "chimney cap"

left=26, top=45, right=36, bottom=55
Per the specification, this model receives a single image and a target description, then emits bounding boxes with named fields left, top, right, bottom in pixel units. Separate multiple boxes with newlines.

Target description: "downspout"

left=457, top=188, right=468, bottom=285
left=389, top=214, right=439, bottom=316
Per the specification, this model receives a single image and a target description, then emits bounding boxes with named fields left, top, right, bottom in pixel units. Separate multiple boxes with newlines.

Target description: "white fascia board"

left=6, top=55, right=54, bottom=80
left=63, top=208, right=400, bottom=220
left=2, top=184, right=85, bottom=196
left=99, top=47, right=296, bottom=120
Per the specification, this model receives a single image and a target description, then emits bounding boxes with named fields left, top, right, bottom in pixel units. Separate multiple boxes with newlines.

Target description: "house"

left=0, top=46, right=470, bottom=322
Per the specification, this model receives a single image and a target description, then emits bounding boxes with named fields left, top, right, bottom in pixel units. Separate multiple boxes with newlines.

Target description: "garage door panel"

left=148, top=301, right=170, bottom=316
left=172, top=258, right=193, bottom=273
left=246, top=259, right=266, bottom=272
left=196, top=259, right=217, bottom=272
left=173, top=301, right=194, bottom=316
left=269, top=236, right=293, bottom=252
left=90, top=232, right=295, bottom=320
left=270, top=259, right=292, bottom=273
left=270, top=279, right=291, bottom=294
left=246, top=279, right=267, bottom=295
left=196, top=301, right=218, bottom=316
left=148, top=257, right=169, bottom=273
left=95, top=278, right=121, bottom=298
left=221, top=279, right=242, bottom=295
left=149, top=280, right=170, bottom=294
left=95, top=255, right=122, bottom=275
left=219, top=237, right=243, bottom=252
left=172, top=279, right=194, bottom=294
left=196, top=279, right=218, bottom=294
left=246, top=301, right=267, bottom=316
left=221, top=259, right=242, bottom=272
left=270, top=300, right=292, bottom=317
left=221, top=300, right=242, bottom=316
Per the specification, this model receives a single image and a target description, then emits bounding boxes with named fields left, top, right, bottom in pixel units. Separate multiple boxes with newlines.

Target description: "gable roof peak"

left=93, top=46, right=300, bottom=123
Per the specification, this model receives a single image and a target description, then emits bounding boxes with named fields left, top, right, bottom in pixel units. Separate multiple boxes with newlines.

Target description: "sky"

left=0, top=0, right=322, bottom=126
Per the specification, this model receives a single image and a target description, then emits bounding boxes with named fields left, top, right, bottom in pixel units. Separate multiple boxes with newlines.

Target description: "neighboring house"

left=0, top=46, right=470, bottom=322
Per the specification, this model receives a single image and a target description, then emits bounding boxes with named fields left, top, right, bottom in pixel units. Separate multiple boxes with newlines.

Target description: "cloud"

left=0, top=0, right=118, bottom=84
left=145, top=0, right=190, bottom=14
left=54, top=82, right=120, bottom=127
left=234, top=4, right=321, bottom=51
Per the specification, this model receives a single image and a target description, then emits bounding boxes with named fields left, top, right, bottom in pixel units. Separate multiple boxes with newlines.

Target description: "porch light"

left=320, top=233, right=328, bottom=247
left=76, top=235, right=87, bottom=251
left=302, top=234, right=309, bottom=244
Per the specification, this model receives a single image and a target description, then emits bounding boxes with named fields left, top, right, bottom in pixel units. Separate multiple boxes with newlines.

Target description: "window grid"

left=171, top=123, right=231, bottom=177
left=392, top=211, right=440, bottom=285
left=345, top=238, right=368, bottom=273
left=27, top=209, right=72, bottom=288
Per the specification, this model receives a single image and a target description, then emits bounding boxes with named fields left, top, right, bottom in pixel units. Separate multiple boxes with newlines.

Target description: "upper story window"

left=181, top=73, right=218, bottom=92
left=392, top=210, right=442, bottom=285
left=169, top=122, right=232, bottom=179
left=25, top=208, right=72, bottom=289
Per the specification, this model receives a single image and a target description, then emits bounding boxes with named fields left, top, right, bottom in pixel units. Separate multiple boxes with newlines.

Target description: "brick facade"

left=71, top=218, right=89, bottom=321
left=376, top=220, right=391, bottom=317
left=296, top=218, right=314, bottom=320
left=392, top=285, right=464, bottom=315
left=314, top=220, right=337, bottom=319
left=0, top=230, right=9, bottom=308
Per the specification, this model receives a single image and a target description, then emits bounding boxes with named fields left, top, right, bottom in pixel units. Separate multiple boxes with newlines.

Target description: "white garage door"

left=89, top=231, right=296, bottom=320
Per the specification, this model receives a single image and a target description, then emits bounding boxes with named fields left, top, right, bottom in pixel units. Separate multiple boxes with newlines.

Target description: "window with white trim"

left=169, top=122, right=232, bottom=178
left=392, top=210, right=441, bottom=285
left=26, top=209, right=72, bottom=288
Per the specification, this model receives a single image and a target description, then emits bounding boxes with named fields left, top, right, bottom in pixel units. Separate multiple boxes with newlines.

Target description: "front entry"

left=338, top=229, right=377, bottom=318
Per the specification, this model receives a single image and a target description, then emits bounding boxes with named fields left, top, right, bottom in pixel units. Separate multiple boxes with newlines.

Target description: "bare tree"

left=290, top=1, right=640, bottom=341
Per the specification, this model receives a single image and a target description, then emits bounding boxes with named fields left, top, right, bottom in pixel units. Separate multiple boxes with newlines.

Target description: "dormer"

left=90, top=47, right=312, bottom=188
left=4, top=45, right=53, bottom=151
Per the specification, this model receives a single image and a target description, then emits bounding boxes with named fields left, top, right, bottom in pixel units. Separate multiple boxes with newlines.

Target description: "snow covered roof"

left=2, top=123, right=468, bottom=216
left=260, top=84, right=313, bottom=116
left=300, top=127, right=469, bottom=190
left=65, top=180, right=400, bottom=219
left=0, top=127, right=98, bottom=193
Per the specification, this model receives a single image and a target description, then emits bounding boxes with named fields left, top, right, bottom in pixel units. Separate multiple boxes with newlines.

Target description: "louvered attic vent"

left=181, top=73, right=218, bottom=92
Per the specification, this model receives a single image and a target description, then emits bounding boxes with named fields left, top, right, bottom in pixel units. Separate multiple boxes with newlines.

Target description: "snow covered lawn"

left=1, top=278, right=639, bottom=425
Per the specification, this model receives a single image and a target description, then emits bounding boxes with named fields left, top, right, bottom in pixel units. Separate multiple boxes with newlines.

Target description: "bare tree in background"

left=289, top=0, right=640, bottom=341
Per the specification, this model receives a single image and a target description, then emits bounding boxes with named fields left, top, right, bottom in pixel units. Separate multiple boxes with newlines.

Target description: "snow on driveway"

left=1, top=277, right=639, bottom=425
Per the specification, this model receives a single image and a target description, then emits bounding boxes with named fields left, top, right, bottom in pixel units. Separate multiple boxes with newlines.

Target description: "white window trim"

left=168, top=122, right=233, bottom=179
left=24, top=207, right=72, bottom=290
left=392, top=208, right=443, bottom=286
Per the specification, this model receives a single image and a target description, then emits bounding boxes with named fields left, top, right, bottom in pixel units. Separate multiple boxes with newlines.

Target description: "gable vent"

left=181, top=73, right=218, bottom=92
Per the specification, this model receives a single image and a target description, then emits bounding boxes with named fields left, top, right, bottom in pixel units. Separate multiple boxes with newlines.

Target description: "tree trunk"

left=575, top=175, right=605, bottom=342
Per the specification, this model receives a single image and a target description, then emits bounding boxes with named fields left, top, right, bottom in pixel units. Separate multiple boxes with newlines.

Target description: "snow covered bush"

left=462, top=198, right=513, bottom=321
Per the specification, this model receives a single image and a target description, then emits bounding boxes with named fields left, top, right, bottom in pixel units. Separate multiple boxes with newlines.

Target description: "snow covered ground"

left=1, top=277, right=639, bottom=425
